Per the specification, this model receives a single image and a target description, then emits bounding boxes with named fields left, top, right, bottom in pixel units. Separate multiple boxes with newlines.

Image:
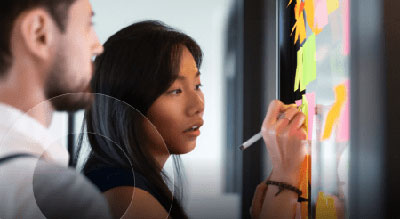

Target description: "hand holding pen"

left=241, top=100, right=307, bottom=185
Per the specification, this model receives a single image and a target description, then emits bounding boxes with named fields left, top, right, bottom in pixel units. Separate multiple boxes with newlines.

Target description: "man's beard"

left=44, top=52, right=93, bottom=112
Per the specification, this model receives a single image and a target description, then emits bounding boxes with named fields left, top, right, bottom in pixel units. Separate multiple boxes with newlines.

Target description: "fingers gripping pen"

left=239, top=105, right=306, bottom=151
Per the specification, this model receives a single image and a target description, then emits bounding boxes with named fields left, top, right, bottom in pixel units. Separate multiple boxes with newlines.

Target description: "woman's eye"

left=170, top=89, right=182, bottom=95
left=195, top=84, right=203, bottom=90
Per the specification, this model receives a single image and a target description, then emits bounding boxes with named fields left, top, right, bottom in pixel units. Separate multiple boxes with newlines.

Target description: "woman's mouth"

left=183, top=125, right=201, bottom=136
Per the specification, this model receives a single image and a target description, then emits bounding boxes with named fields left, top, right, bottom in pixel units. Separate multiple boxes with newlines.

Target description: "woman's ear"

left=18, top=8, right=55, bottom=62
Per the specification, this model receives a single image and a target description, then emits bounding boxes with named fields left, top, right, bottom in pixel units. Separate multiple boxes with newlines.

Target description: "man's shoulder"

left=32, top=159, right=112, bottom=219
left=0, top=157, right=111, bottom=219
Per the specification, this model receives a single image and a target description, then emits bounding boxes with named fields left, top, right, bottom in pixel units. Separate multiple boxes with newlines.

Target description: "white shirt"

left=0, top=103, right=111, bottom=219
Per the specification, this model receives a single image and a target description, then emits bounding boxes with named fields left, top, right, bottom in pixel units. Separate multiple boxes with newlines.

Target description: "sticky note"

left=292, top=0, right=307, bottom=45
left=295, top=94, right=314, bottom=141
left=315, top=0, right=329, bottom=30
left=316, top=192, right=338, bottom=219
left=302, top=34, right=317, bottom=89
left=294, top=35, right=316, bottom=92
left=305, top=93, right=316, bottom=140
left=337, top=80, right=350, bottom=142
left=343, top=0, right=350, bottom=55
left=299, top=155, right=310, bottom=219
left=287, top=0, right=293, bottom=7
left=292, top=10, right=307, bottom=44
left=322, top=84, right=347, bottom=140
left=296, top=99, right=302, bottom=107
left=304, top=0, right=323, bottom=35
left=294, top=47, right=304, bottom=92
left=327, top=0, right=339, bottom=14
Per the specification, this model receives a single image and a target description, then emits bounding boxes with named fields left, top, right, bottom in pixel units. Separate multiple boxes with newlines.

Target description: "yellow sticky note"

left=327, top=0, right=339, bottom=14
left=316, top=192, right=338, bottom=219
left=287, top=0, right=293, bottom=7
left=322, top=84, right=347, bottom=140
left=300, top=95, right=309, bottom=133
left=294, top=47, right=304, bottom=92
left=298, top=155, right=311, bottom=219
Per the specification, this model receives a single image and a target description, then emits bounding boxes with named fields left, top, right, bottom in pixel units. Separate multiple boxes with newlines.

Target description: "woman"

left=78, top=20, right=203, bottom=219
left=78, top=20, right=307, bottom=219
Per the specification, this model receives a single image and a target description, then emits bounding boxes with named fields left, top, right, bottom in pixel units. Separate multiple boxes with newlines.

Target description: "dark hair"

left=78, top=20, right=203, bottom=218
left=0, top=0, right=76, bottom=76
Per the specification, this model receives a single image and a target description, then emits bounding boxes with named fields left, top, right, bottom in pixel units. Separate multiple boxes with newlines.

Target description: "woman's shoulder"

left=85, top=166, right=151, bottom=193
left=103, top=186, right=169, bottom=218
left=85, top=167, right=170, bottom=218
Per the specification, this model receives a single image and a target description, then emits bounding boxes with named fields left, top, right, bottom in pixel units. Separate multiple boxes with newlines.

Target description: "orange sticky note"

left=292, top=1, right=307, bottom=44
left=299, top=155, right=310, bottom=219
left=337, top=80, right=350, bottom=142
left=327, top=0, right=339, bottom=14
left=322, top=84, right=347, bottom=140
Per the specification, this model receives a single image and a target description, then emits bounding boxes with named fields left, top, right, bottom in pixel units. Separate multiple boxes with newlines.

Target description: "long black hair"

left=77, top=20, right=203, bottom=218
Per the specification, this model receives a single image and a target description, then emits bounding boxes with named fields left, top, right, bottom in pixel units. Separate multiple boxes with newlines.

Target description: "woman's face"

left=147, top=46, right=204, bottom=154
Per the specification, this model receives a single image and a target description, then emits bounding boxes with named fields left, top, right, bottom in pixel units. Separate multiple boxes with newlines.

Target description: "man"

left=0, top=0, right=111, bottom=218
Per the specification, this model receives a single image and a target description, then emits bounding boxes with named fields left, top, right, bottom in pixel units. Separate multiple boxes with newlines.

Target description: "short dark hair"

left=0, top=0, right=77, bottom=76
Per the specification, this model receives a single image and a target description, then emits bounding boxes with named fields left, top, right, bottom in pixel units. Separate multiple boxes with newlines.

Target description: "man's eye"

left=196, top=84, right=203, bottom=90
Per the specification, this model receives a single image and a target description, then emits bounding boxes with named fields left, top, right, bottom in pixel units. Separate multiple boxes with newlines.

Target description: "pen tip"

left=239, top=145, right=245, bottom=151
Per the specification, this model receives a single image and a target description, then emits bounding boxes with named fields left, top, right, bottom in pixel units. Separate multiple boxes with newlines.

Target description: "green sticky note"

left=294, top=47, right=304, bottom=92
left=302, top=34, right=316, bottom=89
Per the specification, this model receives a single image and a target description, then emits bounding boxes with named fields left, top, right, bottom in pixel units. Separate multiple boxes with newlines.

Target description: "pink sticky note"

left=306, top=93, right=316, bottom=140
left=343, top=0, right=350, bottom=55
left=296, top=99, right=302, bottom=107
left=337, top=80, right=350, bottom=142
left=315, top=0, right=329, bottom=29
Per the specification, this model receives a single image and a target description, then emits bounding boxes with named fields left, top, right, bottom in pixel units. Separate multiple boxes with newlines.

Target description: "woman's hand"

left=261, top=100, right=307, bottom=186
left=250, top=181, right=268, bottom=219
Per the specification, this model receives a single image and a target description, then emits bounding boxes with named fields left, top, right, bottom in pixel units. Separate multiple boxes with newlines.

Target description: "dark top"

left=85, top=167, right=170, bottom=212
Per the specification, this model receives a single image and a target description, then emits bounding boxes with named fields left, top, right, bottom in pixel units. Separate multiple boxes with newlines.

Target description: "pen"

left=239, top=105, right=307, bottom=151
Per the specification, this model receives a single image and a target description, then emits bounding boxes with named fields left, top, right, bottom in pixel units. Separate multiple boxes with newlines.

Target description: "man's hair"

left=0, top=0, right=78, bottom=77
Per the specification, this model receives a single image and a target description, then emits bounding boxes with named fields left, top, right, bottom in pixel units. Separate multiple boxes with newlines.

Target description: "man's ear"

left=19, top=8, right=56, bottom=61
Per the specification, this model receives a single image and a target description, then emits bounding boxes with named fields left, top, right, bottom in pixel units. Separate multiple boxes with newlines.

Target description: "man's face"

left=45, top=0, right=103, bottom=111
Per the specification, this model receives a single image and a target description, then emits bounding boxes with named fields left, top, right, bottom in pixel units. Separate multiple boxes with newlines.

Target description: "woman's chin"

left=170, top=142, right=197, bottom=154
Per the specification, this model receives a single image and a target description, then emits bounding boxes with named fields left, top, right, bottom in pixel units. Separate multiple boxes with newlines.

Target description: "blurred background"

left=47, top=0, right=400, bottom=218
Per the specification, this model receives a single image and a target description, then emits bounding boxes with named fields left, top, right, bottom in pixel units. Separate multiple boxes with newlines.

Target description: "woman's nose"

left=187, top=91, right=204, bottom=117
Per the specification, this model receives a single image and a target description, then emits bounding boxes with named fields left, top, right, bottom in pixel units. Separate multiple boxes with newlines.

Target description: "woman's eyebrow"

left=176, top=71, right=201, bottom=80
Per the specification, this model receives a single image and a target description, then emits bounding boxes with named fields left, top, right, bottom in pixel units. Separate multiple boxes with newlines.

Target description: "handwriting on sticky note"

left=322, top=84, right=347, bottom=140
